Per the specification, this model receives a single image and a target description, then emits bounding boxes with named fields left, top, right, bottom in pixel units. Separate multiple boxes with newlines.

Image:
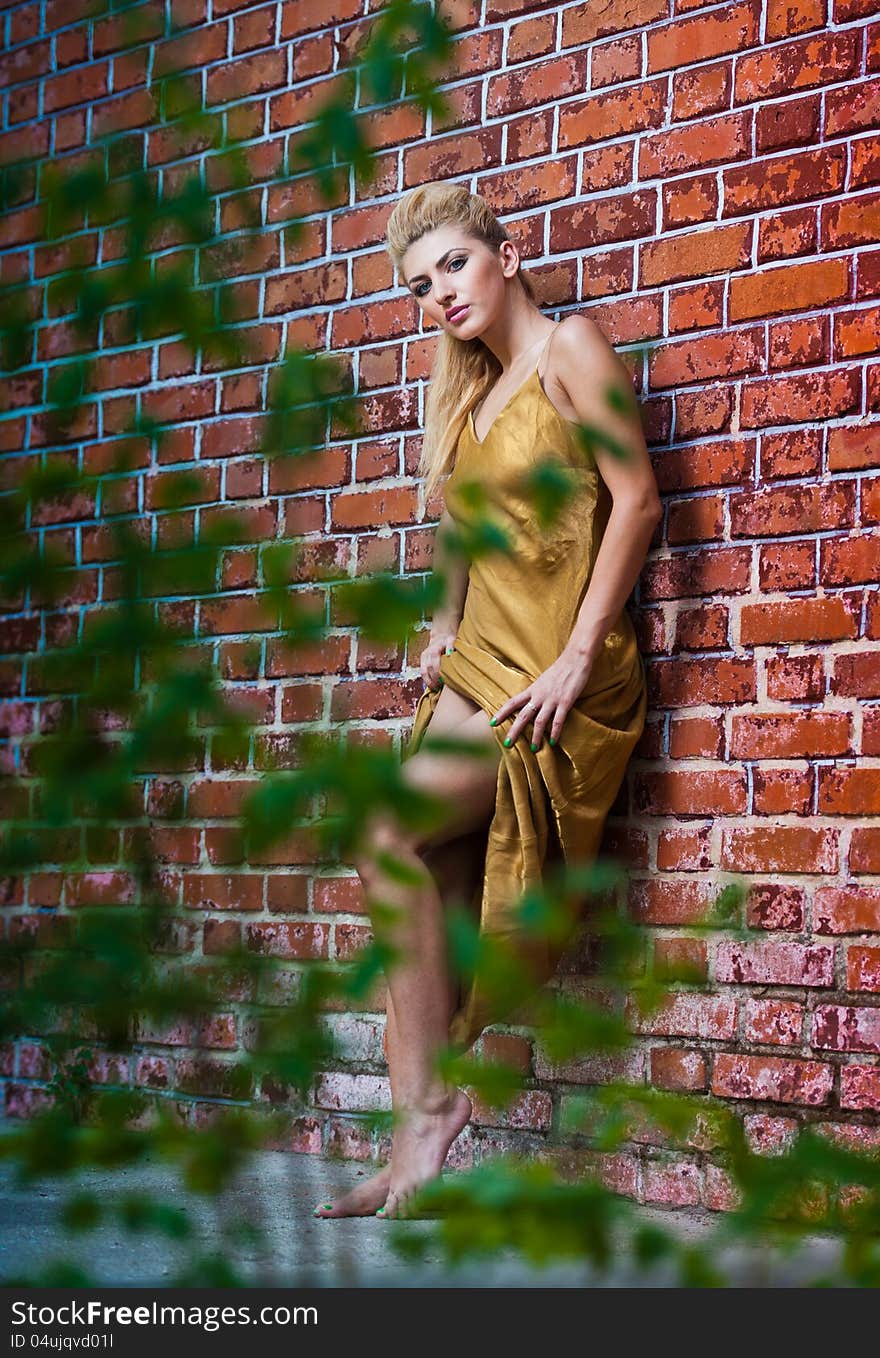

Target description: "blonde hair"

left=384, top=183, right=538, bottom=503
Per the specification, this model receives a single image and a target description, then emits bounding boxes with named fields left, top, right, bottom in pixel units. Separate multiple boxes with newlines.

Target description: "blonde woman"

left=314, top=184, right=662, bottom=1221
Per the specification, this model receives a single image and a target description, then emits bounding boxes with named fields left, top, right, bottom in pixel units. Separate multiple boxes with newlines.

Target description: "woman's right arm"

left=420, top=508, right=469, bottom=691
left=430, top=506, right=469, bottom=637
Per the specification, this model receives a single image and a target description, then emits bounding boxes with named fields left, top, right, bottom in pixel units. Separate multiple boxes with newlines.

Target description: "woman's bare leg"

left=313, top=817, right=488, bottom=1219
left=364, top=703, right=499, bottom=1220
left=311, top=972, right=461, bottom=1219
left=313, top=687, right=497, bottom=1219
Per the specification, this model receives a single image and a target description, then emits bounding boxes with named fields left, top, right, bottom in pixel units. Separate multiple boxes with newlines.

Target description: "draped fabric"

left=402, top=325, right=648, bottom=1053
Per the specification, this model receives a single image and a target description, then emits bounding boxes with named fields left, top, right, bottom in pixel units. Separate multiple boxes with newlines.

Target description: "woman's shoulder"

left=544, top=314, right=617, bottom=421
left=549, top=313, right=609, bottom=369
left=542, top=314, right=597, bottom=421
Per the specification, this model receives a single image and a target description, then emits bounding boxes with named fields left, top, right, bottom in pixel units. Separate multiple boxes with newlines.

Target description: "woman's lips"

left=447, top=305, right=469, bottom=323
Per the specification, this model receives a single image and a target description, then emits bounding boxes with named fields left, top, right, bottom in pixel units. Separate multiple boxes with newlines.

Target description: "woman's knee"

left=399, top=746, right=498, bottom=853
left=354, top=706, right=500, bottom=873
left=353, top=812, right=421, bottom=882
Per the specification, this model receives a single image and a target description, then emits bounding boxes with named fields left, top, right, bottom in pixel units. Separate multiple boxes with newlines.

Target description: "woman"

left=314, top=183, right=662, bottom=1221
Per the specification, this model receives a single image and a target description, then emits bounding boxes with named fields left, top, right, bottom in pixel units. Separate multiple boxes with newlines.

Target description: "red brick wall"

left=3, top=0, right=880, bottom=1209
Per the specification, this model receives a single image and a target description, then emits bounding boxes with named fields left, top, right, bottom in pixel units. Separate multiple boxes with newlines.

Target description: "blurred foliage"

left=0, top=0, right=877, bottom=1290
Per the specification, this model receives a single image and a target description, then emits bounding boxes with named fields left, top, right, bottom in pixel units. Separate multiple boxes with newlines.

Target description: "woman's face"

left=401, top=226, right=509, bottom=336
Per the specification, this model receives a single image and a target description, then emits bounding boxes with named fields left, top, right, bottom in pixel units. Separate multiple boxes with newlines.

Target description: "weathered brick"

left=846, top=945, right=880, bottom=992
left=743, top=1112, right=800, bottom=1155
left=715, top=940, right=834, bottom=987
left=744, top=999, right=805, bottom=1046
left=815, top=887, right=880, bottom=934
left=649, top=1047, right=708, bottom=1091
left=642, top=1156, right=702, bottom=1207
left=812, top=1005, right=880, bottom=1053
left=626, top=993, right=737, bottom=1040
left=712, top=1053, right=833, bottom=1105
left=839, top=1064, right=880, bottom=1112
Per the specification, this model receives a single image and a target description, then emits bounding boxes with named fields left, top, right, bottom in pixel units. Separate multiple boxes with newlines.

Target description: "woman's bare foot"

left=377, top=1086, right=473, bottom=1220
left=312, top=1163, right=392, bottom=1219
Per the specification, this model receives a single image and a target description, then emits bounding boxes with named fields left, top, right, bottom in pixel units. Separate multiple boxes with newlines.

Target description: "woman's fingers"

left=548, top=703, right=570, bottom=744
left=421, top=638, right=456, bottom=693
left=492, top=696, right=565, bottom=750
left=490, top=689, right=531, bottom=729
left=501, top=699, right=541, bottom=748
left=529, top=703, right=555, bottom=749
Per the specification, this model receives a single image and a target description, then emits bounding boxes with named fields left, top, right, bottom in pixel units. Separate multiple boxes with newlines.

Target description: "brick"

left=730, top=259, right=849, bottom=322
left=828, top=423, right=880, bottom=471
left=846, top=946, right=880, bottom=992
left=839, top=1065, right=880, bottom=1112
left=757, top=94, right=821, bottom=155
left=712, top=1053, right=833, bottom=1105
left=746, top=884, right=805, bottom=932
left=724, top=147, right=846, bottom=219
left=563, top=0, right=667, bottom=46
left=639, top=222, right=751, bottom=288
left=703, top=1163, right=742, bottom=1212
left=744, top=999, right=805, bottom=1045
left=182, top=874, right=263, bottom=911
left=812, top=1005, right=880, bottom=1053
left=649, top=328, right=763, bottom=389
left=649, top=1047, right=708, bottom=1091
left=66, top=872, right=137, bottom=907
left=735, top=31, right=857, bottom=103
left=654, top=936, right=708, bottom=984
left=469, top=1088, right=553, bottom=1131
left=245, top=920, right=329, bottom=960
left=740, top=594, right=859, bottom=645
left=716, top=940, right=833, bottom=988
left=642, top=1156, right=702, bottom=1207
left=815, top=887, right=880, bottom=934
left=314, top=1071, right=390, bottom=1114
left=625, top=992, right=737, bottom=1040
left=743, top=1113, right=800, bottom=1155
left=639, top=113, right=750, bottom=179
left=630, top=879, right=721, bottom=926
left=731, top=712, right=851, bottom=760
left=824, top=190, right=880, bottom=249
left=648, top=3, right=758, bottom=74
left=559, top=79, right=666, bottom=149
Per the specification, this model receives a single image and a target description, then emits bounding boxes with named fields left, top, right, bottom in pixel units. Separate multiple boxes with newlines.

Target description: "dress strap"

left=536, top=321, right=560, bottom=383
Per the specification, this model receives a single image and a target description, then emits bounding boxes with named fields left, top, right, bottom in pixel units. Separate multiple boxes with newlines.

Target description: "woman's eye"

left=415, top=257, right=465, bottom=298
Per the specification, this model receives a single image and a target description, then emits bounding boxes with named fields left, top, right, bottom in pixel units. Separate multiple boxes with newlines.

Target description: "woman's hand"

left=490, top=646, right=595, bottom=750
left=421, top=624, right=459, bottom=693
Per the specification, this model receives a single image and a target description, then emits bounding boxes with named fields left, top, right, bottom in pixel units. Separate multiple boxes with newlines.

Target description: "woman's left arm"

left=559, top=315, right=663, bottom=665
left=490, top=315, right=662, bottom=751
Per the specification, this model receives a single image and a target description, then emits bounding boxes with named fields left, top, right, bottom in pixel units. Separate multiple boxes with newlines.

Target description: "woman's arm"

left=430, top=506, right=470, bottom=637
left=567, top=501, right=659, bottom=663
left=554, top=315, right=662, bottom=664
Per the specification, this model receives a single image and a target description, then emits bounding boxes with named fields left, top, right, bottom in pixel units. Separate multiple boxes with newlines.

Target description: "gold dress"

left=403, top=325, right=648, bottom=1053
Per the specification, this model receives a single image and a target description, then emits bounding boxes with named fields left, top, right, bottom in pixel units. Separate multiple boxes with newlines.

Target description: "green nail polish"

left=376, top=1207, right=386, bottom=1216
left=489, top=717, right=497, bottom=726
left=530, top=742, right=538, bottom=752
left=503, top=737, right=511, bottom=747
left=549, top=737, right=556, bottom=746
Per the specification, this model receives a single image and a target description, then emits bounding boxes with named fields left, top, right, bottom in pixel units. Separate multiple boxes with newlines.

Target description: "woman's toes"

left=377, top=1191, right=397, bottom=1219
left=312, top=1201, right=334, bottom=1217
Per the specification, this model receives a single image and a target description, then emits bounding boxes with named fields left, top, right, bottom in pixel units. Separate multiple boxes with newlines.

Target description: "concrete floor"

left=0, top=1131, right=852, bottom=1288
